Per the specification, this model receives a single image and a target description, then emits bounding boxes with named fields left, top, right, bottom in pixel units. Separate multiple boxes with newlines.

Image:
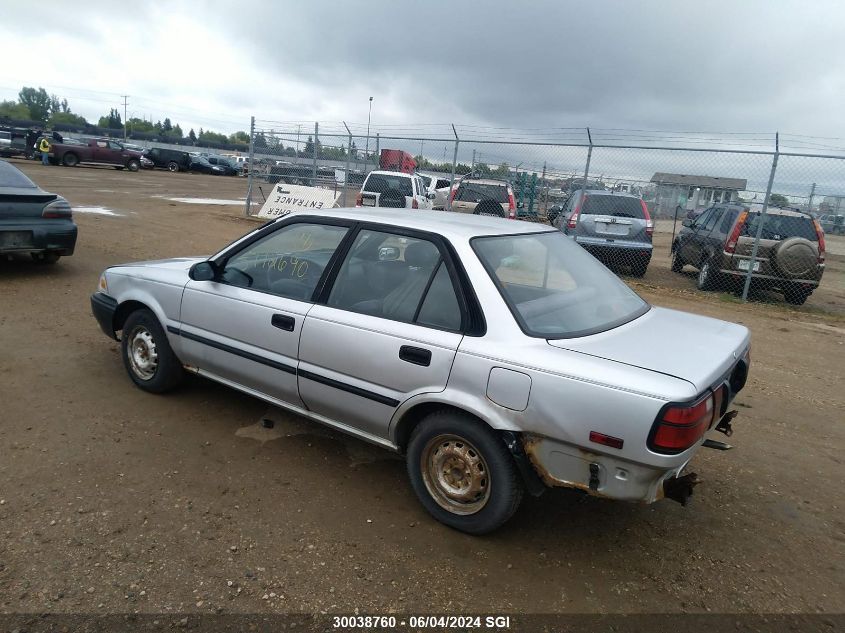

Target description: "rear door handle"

left=271, top=313, right=295, bottom=332
left=399, top=345, right=431, bottom=367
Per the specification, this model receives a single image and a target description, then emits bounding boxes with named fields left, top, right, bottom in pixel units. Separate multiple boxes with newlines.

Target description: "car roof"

left=366, top=170, right=414, bottom=178
left=576, top=189, right=637, bottom=198
left=459, top=178, right=510, bottom=186
left=287, top=207, right=554, bottom=241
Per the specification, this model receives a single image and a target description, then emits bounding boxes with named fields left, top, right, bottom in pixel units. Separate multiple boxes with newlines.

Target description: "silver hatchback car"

left=91, top=209, right=750, bottom=534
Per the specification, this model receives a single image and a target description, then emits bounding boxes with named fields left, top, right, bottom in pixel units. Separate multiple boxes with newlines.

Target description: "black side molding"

left=298, top=369, right=400, bottom=407
left=168, top=327, right=296, bottom=375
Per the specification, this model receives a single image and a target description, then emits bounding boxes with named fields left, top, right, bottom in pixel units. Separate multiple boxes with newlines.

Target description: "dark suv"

left=671, top=203, right=825, bottom=305
left=143, top=147, right=191, bottom=172
left=554, top=189, right=653, bottom=277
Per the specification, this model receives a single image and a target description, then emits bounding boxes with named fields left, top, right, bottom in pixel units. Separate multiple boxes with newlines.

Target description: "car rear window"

left=741, top=213, right=817, bottom=241
left=456, top=183, right=509, bottom=203
left=581, top=195, right=645, bottom=218
left=0, top=160, right=37, bottom=188
left=363, top=174, right=413, bottom=197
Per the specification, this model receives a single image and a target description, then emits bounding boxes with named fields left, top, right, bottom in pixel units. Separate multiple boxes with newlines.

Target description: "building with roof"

left=650, top=172, right=748, bottom=217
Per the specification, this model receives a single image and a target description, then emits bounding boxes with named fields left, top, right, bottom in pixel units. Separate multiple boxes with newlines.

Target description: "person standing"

left=38, top=136, right=51, bottom=166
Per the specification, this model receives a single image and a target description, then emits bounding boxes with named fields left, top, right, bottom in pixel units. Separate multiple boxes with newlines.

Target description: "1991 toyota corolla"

left=91, top=208, right=750, bottom=533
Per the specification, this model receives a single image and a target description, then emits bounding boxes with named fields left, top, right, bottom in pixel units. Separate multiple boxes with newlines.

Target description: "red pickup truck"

left=49, top=138, right=144, bottom=171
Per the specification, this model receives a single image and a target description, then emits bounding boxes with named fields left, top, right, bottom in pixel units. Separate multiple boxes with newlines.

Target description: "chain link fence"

left=243, top=121, right=845, bottom=315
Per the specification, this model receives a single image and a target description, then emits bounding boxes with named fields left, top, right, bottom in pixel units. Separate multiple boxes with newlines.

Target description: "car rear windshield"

left=581, top=195, right=645, bottom=218
left=473, top=231, right=649, bottom=338
left=364, top=174, right=413, bottom=197
left=741, top=213, right=817, bottom=241
left=0, top=160, right=37, bottom=188
left=456, top=183, right=509, bottom=203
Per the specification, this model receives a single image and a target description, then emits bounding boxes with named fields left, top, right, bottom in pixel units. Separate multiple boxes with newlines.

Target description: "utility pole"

left=471, top=149, right=476, bottom=172
left=296, top=124, right=301, bottom=164
left=121, top=95, right=129, bottom=142
left=365, top=96, right=373, bottom=166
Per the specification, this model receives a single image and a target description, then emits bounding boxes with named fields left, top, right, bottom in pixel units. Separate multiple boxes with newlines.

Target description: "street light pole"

left=364, top=96, right=373, bottom=166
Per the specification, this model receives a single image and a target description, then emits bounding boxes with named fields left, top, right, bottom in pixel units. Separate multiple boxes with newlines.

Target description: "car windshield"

left=741, top=213, right=817, bottom=241
left=581, top=195, right=645, bottom=218
left=473, top=231, right=649, bottom=338
left=457, top=183, right=509, bottom=203
left=363, top=174, right=413, bottom=197
left=0, top=160, right=37, bottom=188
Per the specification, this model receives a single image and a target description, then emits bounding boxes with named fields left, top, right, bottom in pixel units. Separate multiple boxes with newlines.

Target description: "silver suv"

left=555, top=190, right=654, bottom=277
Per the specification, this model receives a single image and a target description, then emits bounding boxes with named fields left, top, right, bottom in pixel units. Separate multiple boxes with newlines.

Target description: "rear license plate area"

left=737, top=259, right=760, bottom=272
left=596, top=222, right=629, bottom=236
left=0, top=231, right=33, bottom=248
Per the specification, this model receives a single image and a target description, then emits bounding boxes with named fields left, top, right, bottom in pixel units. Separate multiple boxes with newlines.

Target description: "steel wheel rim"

left=699, top=261, right=709, bottom=285
left=127, top=325, right=158, bottom=380
left=421, top=434, right=491, bottom=515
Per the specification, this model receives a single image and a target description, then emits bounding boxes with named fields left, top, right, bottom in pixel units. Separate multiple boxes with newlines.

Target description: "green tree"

left=126, top=117, right=155, bottom=133
left=18, top=86, right=53, bottom=122
left=48, top=111, right=88, bottom=127
left=769, top=193, right=789, bottom=207
left=0, top=99, right=33, bottom=120
left=188, top=128, right=197, bottom=143
left=229, top=131, right=249, bottom=144
left=162, top=118, right=173, bottom=132
left=98, top=108, right=123, bottom=130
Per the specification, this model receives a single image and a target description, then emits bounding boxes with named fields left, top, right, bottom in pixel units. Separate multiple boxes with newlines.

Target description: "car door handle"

left=271, top=314, right=295, bottom=332
left=399, top=345, right=431, bottom=367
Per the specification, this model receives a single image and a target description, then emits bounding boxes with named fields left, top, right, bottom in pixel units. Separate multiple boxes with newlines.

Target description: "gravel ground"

left=0, top=161, right=843, bottom=618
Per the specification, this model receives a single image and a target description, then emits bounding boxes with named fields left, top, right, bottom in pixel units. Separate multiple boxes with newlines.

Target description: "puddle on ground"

left=160, top=196, right=244, bottom=205
left=236, top=407, right=401, bottom=467
left=73, top=206, right=123, bottom=216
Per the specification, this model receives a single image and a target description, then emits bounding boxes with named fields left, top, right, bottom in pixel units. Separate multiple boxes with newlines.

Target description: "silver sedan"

left=91, top=208, right=750, bottom=533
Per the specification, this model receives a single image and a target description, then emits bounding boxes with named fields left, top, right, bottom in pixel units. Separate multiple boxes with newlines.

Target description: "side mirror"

left=189, top=261, right=217, bottom=281
left=378, top=246, right=400, bottom=261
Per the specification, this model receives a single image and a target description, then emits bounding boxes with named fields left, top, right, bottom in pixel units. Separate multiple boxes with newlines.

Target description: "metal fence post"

left=807, top=182, right=816, bottom=214
left=343, top=121, right=352, bottom=207
left=449, top=124, right=460, bottom=211
left=741, top=134, right=780, bottom=302
left=244, top=115, right=255, bottom=216
left=582, top=127, right=593, bottom=190
left=312, top=122, right=318, bottom=187
left=374, top=133, right=380, bottom=169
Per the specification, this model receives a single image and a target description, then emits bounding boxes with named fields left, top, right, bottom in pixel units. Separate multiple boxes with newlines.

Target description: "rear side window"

left=703, top=208, right=723, bottom=231
left=416, top=262, right=461, bottom=330
left=742, top=214, right=817, bottom=241
left=581, top=195, right=645, bottom=218
left=456, top=182, right=508, bottom=203
left=364, top=174, right=413, bottom=197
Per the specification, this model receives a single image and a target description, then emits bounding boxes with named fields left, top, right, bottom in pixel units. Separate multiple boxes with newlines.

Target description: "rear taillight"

left=355, top=192, right=363, bottom=207
left=725, top=210, right=748, bottom=254
left=508, top=191, right=516, bottom=213
left=649, top=392, right=715, bottom=454
left=450, top=187, right=458, bottom=202
left=42, top=199, right=72, bottom=219
left=640, top=200, right=653, bottom=237
left=813, top=219, right=826, bottom=263
left=412, top=197, right=418, bottom=209
left=568, top=195, right=585, bottom=229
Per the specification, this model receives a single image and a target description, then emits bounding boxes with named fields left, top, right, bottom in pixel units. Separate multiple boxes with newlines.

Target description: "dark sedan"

left=188, top=155, right=225, bottom=175
left=0, top=159, right=77, bottom=264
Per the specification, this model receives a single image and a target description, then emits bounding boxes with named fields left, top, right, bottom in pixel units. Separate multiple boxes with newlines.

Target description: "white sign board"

left=256, top=184, right=340, bottom=219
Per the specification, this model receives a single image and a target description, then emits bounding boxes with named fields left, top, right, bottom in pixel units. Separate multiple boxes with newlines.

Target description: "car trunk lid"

left=0, top=188, right=58, bottom=218
left=547, top=306, right=749, bottom=393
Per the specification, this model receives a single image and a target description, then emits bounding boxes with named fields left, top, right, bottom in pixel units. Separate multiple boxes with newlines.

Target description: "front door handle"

left=271, top=313, right=295, bottom=332
left=399, top=345, right=431, bottom=367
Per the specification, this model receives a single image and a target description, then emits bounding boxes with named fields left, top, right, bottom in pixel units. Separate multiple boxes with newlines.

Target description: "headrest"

left=404, top=241, right=439, bottom=268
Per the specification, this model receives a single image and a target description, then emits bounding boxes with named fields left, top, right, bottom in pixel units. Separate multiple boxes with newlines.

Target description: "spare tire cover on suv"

left=771, top=237, right=818, bottom=279
left=473, top=199, right=505, bottom=217
left=379, top=189, right=406, bottom=208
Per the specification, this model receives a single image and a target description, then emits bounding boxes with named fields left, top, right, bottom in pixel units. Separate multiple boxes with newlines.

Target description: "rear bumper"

left=0, top=221, right=77, bottom=255
left=718, top=268, right=821, bottom=289
left=90, top=293, right=118, bottom=340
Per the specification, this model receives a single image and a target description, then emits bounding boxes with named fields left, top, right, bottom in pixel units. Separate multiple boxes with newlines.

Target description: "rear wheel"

left=696, top=257, right=720, bottom=291
left=784, top=285, right=812, bottom=305
left=120, top=309, right=184, bottom=393
left=62, top=153, right=79, bottom=167
left=631, top=257, right=649, bottom=278
left=32, top=252, right=60, bottom=265
left=406, top=410, right=524, bottom=534
left=671, top=248, right=684, bottom=273
left=126, top=159, right=140, bottom=172
left=167, top=161, right=179, bottom=172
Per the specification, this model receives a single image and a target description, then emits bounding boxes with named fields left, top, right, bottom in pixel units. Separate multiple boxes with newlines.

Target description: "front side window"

left=328, top=229, right=452, bottom=326
left=473, top=231, right=648, bottom=338
left=221, top=223, right=348, bottom=301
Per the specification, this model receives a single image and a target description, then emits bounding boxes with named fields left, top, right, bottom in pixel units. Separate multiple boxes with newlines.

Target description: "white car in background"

left=419, top=172, right=454, bottom=210
left=356, top=170, right=433, bottom=209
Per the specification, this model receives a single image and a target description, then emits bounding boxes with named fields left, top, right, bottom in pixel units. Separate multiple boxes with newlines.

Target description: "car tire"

left=784, top=285, right=811, bottom=305
left=121, top=308, right=185, bottom=393
left=473, top=200, right=506, bottom=218
left=62, top=153, right=79, bottom=167
left=126, top=159, right=141, bottom=172
left=696, top=257, right=720, bottom=291
left=631, top=258, right=649, bottom=278
left=406, top=410, right=524, bottom=534
left=167, top=161, right=179, bottom=172
left=32, top=252, right=60, bottom=265
left=671, top=248, right=684, bottom=273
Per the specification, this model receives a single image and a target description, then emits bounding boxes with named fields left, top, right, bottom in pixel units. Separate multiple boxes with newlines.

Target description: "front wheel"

left=406, top=411, right=524, bottom=534
left=671, top=249, right=684, bottom=273
left=120, top=309, right=185, bottom=393
left=62, top=153, right=79, bottom=167
left=167, top=161, right=179, bottom=172
left=126, top=159, right=140, bottom=172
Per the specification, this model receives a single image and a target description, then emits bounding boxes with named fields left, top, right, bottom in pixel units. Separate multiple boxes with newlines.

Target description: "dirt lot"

left=1, top=161, right=843, bottom=617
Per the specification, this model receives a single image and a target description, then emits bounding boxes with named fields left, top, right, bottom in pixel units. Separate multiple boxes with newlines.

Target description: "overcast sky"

left=2, top=1, right=844, bottom=192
